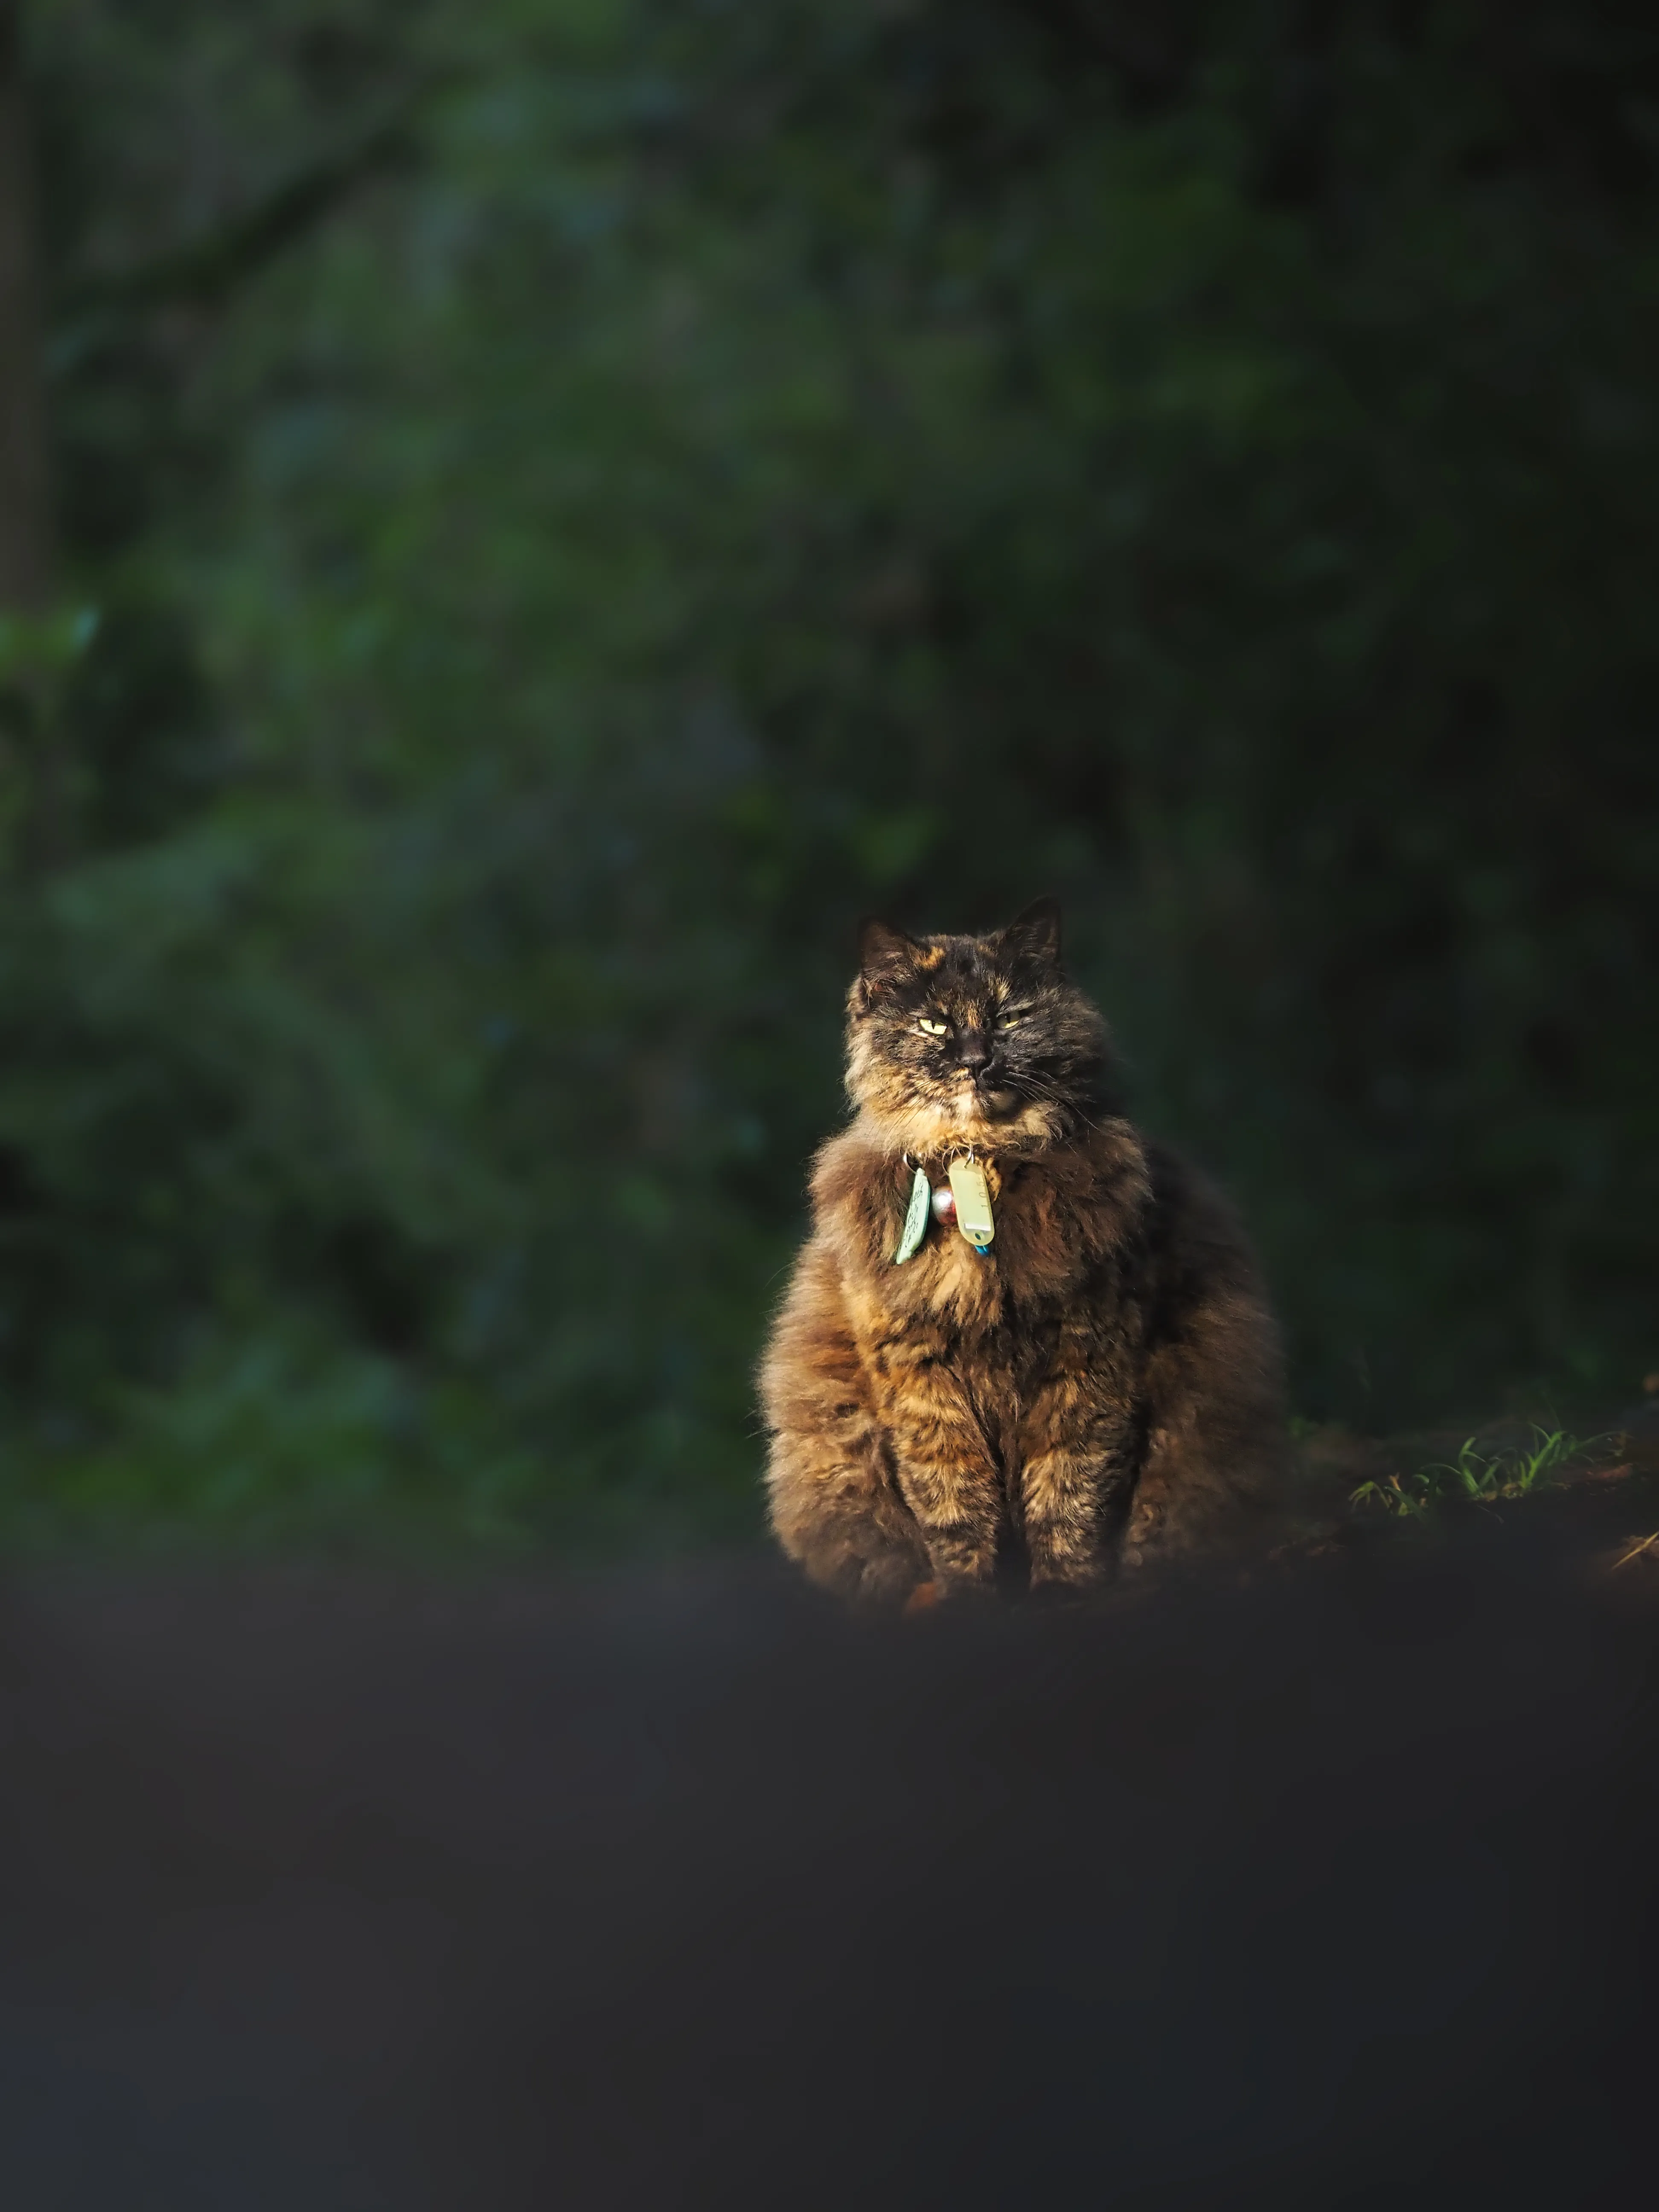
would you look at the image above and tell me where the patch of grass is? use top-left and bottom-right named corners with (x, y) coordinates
top-left (1350, 1425), bottom-right (1601, 1519)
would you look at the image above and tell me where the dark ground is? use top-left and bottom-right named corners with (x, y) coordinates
top-left (3, 1442), bottom-right (1658, 2210)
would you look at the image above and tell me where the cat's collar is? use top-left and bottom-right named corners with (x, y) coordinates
top-left (893, 1154), bottom-right (997, 1260)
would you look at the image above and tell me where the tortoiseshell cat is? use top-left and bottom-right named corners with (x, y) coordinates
top-left (760, 899), bottom-right (1285, 1604)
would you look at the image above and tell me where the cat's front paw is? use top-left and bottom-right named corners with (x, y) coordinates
top-left (926, 1567), bottom-right (1001, 1607)
top-left (855, 1553), bottom-right (927, 1608)
top-left (1027, 1563), bottom-right (1112, 1607)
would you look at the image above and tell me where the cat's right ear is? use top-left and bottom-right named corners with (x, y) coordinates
top-left (855, 917), bottom-right (921, 1005)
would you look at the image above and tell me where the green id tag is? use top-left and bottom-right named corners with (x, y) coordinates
top-left (893, 1166), bottom-right (931, 1264)
top-left (947, 1159), bottom-right (995, 1249)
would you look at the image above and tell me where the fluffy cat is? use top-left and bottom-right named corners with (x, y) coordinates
top-left (759, 899), bottom-right (1285, 1604)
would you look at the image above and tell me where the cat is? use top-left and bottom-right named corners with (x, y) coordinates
top-left (759, 898), bottom-right (1286, 1603)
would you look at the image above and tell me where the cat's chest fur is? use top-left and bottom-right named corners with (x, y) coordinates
top-left (814, 1119), bottom-right (1155, 1339)
top-left (879, 1160), bottom-right (1073, 1325)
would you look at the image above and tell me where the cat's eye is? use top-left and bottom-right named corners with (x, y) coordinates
top-left (916, 1016), bottom-right (949, 1036)
top-left (996, 1010), bottom-right (1027, 1029)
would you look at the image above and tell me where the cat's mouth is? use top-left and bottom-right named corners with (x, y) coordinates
top-left (954, 1074), bottom-right (1022, 1120)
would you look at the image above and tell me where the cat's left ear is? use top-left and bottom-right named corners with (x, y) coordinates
top-left (854, 917), bottom-right (923, 1010)
top-left (997, 896), bottom-right (1062, 969)
top-left (857, 916), bottom-right (924, 980)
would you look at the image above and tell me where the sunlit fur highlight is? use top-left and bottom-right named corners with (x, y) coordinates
top-left (760, 901), bottom-right (1286, 1604)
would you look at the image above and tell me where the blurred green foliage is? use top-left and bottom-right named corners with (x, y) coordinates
top-left (1, 0), bottom-right (1655, 1547)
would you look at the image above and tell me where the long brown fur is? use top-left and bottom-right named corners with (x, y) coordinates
top-left (759, 899), bottom-right (1285, 1603)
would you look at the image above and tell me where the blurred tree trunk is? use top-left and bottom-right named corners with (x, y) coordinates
top-left (0, 0), bottom-right (56, 613)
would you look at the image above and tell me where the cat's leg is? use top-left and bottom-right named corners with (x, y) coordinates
top-left (1121, 1301), bottom-right (1284, 1564)
top-left (760, 1244), bottom-right (931, 1605)
top-left (1017, 1314), bottom-right (1139, 1592)
top-left (869, 1328), bottom-right (1005, 1597)
top-left (767, 1427), bottom-right (931, 1605)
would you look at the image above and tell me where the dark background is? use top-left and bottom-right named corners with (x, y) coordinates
top-left (1, 0), bottom-right (1656, 1553)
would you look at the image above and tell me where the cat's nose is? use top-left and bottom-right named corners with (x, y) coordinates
top-left (957, 1028), bottom-right (991, 1073)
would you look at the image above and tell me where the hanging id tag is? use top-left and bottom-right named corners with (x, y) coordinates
top-left (893, 1166), bottom-right (931, 1265)
top-left (947, 1158), bottom-right (995, 1251)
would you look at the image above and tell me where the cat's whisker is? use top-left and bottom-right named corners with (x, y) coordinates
top-left (1004, 1071), bottom-right (1108, 1135)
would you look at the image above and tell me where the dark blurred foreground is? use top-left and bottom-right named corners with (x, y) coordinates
top-left (2, 1518), bottom-right (1656, 2209)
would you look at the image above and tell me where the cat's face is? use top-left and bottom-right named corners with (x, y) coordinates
top-left (845, 898), bottom-right (1109, 1153)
